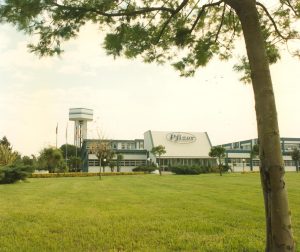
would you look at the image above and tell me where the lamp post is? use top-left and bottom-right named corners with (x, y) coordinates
top-left (103, 158), bottom-right (106, 173)
top-left (242, 158), bottom-right (245, 173)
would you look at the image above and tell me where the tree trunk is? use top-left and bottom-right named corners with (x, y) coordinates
top-left (225, 0), bottom-right (294, 251)
top-left (219, 157), bottom-right (222, 176)
top-left (99, 158), bottom-right (102, 180)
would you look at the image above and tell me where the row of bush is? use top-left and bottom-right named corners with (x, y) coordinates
top-left (170, 165), bottom-right (231, 175)
top-left (0, 165), bottom-right (145, 183)
top-left (132, 165), bottom-right (232, 175)
top-left (132, 165), bottom-right (156, 173)
top-left (30, 171), bottom-right (144, 178)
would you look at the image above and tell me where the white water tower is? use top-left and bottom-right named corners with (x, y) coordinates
top-left (69, 108), bottom-right (93, 147)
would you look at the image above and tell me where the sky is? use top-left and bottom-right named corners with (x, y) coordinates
top-left (0, 19), bottom-right (299, 156)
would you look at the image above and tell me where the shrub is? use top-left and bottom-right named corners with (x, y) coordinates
top-left (170, 165), bottom-right (210, 175)
top-left (132, 166), bottom-right (156, 173)
top-left (30, 172), bottom-right (145, 178)
top-left (0, 165), bottom-right (34, 184)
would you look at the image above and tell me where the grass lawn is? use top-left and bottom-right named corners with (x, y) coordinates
top-left (0, 173), bottom-right (299, 251)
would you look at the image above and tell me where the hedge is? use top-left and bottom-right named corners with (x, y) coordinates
top-left (30, 172), bottom-right (145, 178)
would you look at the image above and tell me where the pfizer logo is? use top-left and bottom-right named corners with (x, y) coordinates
top-left (166, 132), bottom-right (196, 144)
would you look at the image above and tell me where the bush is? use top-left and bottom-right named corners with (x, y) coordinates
top-left (170, 165), bottom-right (210, 175)
top-left (132, 166), bottom-right (156, 173)
top-left (30, 172), bottom-right (145, 178)
top-left (0, 165), bottom-right (34, 184)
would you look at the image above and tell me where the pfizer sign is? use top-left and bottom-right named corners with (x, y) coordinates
top-left (166, 132), bottom-right (196, 144)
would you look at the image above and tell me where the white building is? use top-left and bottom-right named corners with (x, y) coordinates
top-left (219, 138), bottom-right (300, 172)
top-left (81, 130), bottom-right (216, 172)
top-left (144, 131), bottom-right (215, 168)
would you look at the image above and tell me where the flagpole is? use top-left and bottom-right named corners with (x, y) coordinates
top-left (66, 123), bottom-right (68, 167)
top-left (56, 123), bottom-right (58, 148)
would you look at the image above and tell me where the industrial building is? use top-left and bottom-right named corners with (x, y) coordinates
top-left (219, 138), bottom-right (300, 172)
top-left (81, 131), bottom-right (216, 172)
top-left (68, 108), bottom-right (299, 173)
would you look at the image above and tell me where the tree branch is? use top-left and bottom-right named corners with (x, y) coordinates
top-left (256, 2), bottom-right (289, 40)
top-left (51, 2), bottom-right (176, 17)
top-left (282, 0), bottom-right (299, 17)
top-left (215, 3), bottom-right (226, 42)
top-left (190, 0), bottom-right (224, 33)
top-left (155, 0), bottom-right (190, 44)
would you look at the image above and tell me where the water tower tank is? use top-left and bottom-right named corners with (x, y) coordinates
top-left (69, 108), bottom-right (93, 147)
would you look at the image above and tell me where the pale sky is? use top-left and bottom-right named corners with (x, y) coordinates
top-left (0, 21), bottom-right (299, 156)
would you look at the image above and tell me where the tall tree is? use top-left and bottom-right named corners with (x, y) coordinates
top-left (0, 0), bottom-right (298, 250)
top-left (0, 136), bottom-right (11, 150)
top-left (38, 147), bottom-right (66, 173)
top-left (116, 153), bottom-right (124, 172)
top-left (151, 145), bottom-right (166, 176)
top-left (250, 144), bottom-right (260, 171)
top-left (209, 146), bottom-right (226, 176)
top-left (60, 144), bottom-right (81, 158)
top-left (0, 144), bottom-right (18, 166)
top-left (291, 148), bottom-right (300, 173)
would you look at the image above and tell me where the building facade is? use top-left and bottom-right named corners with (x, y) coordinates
top-left (81, 130), bottom-right (216, 172)
top-left (219, 137), bottom-right (300, 172)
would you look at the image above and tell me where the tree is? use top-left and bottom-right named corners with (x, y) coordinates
top-left (291, 149), bottom-right (300, 173)
top-left (0, 136), bottom-right (11, 150)
top-left (209, 146), bottom-right (226, 176)
top-left (109, 161), bottom-right (116, 172)
top-left (0, 0), bottom-right (298, 249)
top-left (0, 144), bottom-right (18, 166)
top-left (38, 147), bottom-right (66, 173)
top-left (151, 145), bottom-right (166, 176)
top-left (60, 144), bottom-right (81, 158)
top-left (60, 144), bottom-right (82, 171)
top-left (68, 156), bottom-right (82, 172)
top-left (116, 154), bottom-right (124, 172)
top-left (250, 144), bottom-right (259, 171)
top-left (89, 141), bottom-right (115, 179)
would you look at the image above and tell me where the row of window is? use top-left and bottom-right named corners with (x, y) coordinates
top-left (156, 158), bottom-right (217, 167)
top-left (87, 142), bottom-right (144, 150)
top-left (226, 159), bottom-right (296, 167)
top-left (88, 159), bottom-right (146, 167)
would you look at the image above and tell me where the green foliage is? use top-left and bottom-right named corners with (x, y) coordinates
top-left (151, 145), bottom-right (166, 158)
top-left (109, 161), bottom-right (116, 172)
top-left (60, 144), bottom-right (81, 158)
top-left (38, 147), bottom-right (66, 173)
top-left (291, 148), bottom-right (300, 172)
top-left (0, 142), bottom-right (19, 166)
top-left (68, 156), bottom-right (82, 172)
top-left (30, 171), bottom-right (144, 178)
top-left (170, 165), bottom-right (226, 174)
top-left (171, 165), bottom-right (209, 175)
top-left (1, 1), bottom-right (298, 80)
top-left (0, 136), bottom-right (11, 149)
top-left (116, 153), bottom-right (124, 172)
top-left (209, 146), bottom-right (226, 160)
top-left (251, 144), bottom-right (260, 158)
top-left (0, 165), bottom-right (34, 184)
top-left (132, 165), bottom-right (156, 173)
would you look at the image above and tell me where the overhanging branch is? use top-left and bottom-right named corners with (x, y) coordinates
top-left (215, 3), bottom-right (226, 42)
top-left (256, 2), bottom-right (289, 41)
top-left (155, 0), bottom-right (190, 44)
top-left (51, 2), bottom-right (176, 17)
top-left (190, 0), bottom-right (224, 33)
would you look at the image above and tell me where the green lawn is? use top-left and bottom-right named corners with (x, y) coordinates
top-left (0, 173), bottom-right (299, 252)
